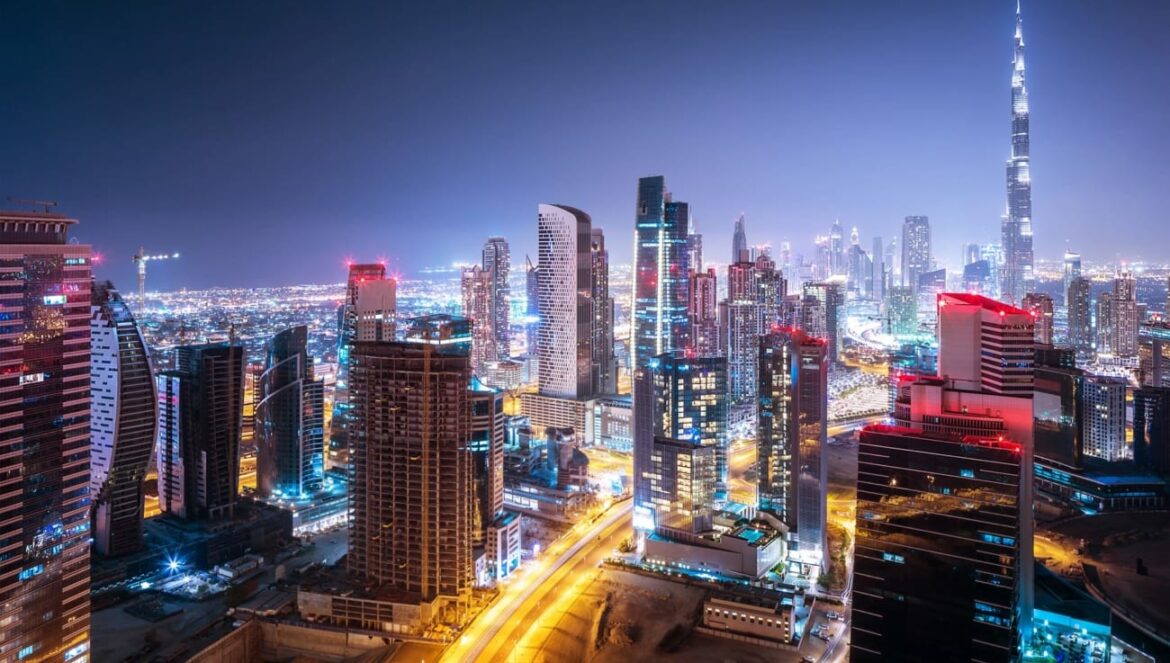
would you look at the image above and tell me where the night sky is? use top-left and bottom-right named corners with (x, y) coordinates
top-left (3, 1), bottom-right (1168, 290)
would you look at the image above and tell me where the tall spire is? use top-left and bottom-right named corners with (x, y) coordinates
top-left (1001, 1), bottom-right (1033, 304)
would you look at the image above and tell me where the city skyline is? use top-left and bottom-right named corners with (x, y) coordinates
top-left (4, 1), bottom-right (1170, 289)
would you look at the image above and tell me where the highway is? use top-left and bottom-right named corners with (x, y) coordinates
top-left (441, 501), bottom-right (632, 663)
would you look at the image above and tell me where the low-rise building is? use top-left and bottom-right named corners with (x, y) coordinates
top-left (643, 523), bottom-right (785, 580)
top-left (701, 591), bottom-right (798, 645)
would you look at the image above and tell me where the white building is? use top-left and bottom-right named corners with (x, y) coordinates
top-left (537, 203), bottom-right (593, 399)
top-left (1082, 375), bottom-right (1127, 462)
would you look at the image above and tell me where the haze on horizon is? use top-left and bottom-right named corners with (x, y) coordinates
top-left (2, 0), bottom-right (1168, 290)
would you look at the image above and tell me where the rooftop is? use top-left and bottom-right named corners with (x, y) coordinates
top-left (938, 291), bottom-right (1030, 316)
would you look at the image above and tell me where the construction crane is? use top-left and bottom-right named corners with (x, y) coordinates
top-left (133, 247), bottom-right (180, 313)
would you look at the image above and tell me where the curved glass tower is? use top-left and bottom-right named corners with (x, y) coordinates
top-left (1002, 2), bottom-right (1033, 304)
top-left (91, 281), bottom-right (157, 557)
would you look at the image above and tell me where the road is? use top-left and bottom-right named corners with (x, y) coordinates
top-left (441, 501), bottom-right (632, 663)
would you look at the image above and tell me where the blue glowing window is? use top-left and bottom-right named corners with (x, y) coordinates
top-left (960, 469), bottom-right (975, 478)
top-left (18, 565), bottom-right (44, 581)
top-left (882, 552), bottom-right (905, 564)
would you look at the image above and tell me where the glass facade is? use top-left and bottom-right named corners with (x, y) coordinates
top-left (854, 425), bottom-right (1023, 662)
top-left (632, 176), bottom-right (690, 373)
top-left (256, 325), bottom-right (325, 498)
top-left (0, 213), bottom-right (92, 662)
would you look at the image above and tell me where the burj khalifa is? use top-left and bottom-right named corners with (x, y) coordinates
top-left (1001, 1), bottom-right (1033, 304)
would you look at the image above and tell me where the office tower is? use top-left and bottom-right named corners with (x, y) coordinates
top-left (1033, 348), bottom-right (1085, 471)
top-left (886, 286), bottom-right (918, 337)
top-left (689, 268), bottom-right (720, 356)
top-left (469, 379), bottom-right (505, 547)
top-left (461, 265), bottom-right (494, 376)
top-left (525, 255), bottom-right (539, 358)
top-left (754, 253), bottom-right (787, 327)
top-left (1112, 272), bottom-right (1139, 357)
top-left (1096, 293), bottom-right (1114, 355)
top-left (853, 425), bottom-right (1025, 662)
top-left (1081, 375), bottom-right (1127, 462)
top-left (156, 343), bottom-right (245, 520)
top-left (885, 236), bottom-right (899, 286)
top-left (847, 238), bottom-right (870, 296)
top-left (962, 242), bottom-right (982, 266)
top-left (725, 300), bottom-right (760, 405)
top-left (732, 213), bottom-right (747, 263)
top-left (1139, 322), bottom-right (1170, 388)
top-left (482, 236), bottom-right (511, 360)
top-left (938, 292), bottom-right (1035, 395)
top-left (828, 219), bottom-right (845, 276)
top-left (590, 228), bottom-right (617, 394)
top-left (871, 236), bottom-right (885, 302)
top-left (917, 269), bottom-right (947, 301)
top-left (901, 216), bottom-right (930, 291)
top-left (962, 259), bottom-right (992, 295)
top-left (1023, 292), bottom-right (1054, 345)
top-left (894, 293), bottom-right (1035, 636)
top-left (1063, 251), bottom-right (1082, 305)
top-left (632, 176), bottom-right (691, 372)
top-left (633, 352), bottom-right (728, 535)
top-left (1134, 387), bottom-right (1170, 477)
top-left (1002, 3), bottom-right (1034, 304)
top-left (91, 281), bottom-right (157, 558)
top-left (537, 203), bottom-right (593, 398)
top-left (687, 231), bottom-right (703, 272)
top-left (802, 279), bottom-right (844, 362)
top-left (1067, 277), bottom-right (1093, 353)
top-left (332, 262), bottom-right (391, 465)
top-left (346, 339), bottom-right (472, 609)
top-left (0, 211), bottom-right (92, 662)
top-left (256, 326), bottom-right (325, 498)
top-left (758, 328), bottom-right (828, 564)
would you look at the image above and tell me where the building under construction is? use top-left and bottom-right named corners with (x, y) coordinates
top-left (346, 338), bottom-right (474, 626)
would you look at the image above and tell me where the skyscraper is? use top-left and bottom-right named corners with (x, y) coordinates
top-left (687, 230), bottom-right (703, 273)
top-left (1002, 2), bottom-right (1034, 304)
top-left (1023, 292), bottom-right (1054, 345)
top-left (469, 379), bottom-right (505, 548)
top-left (157, 343), bottom-right (245, 520)
top-left (1067, 276), bottom-right (1093, 352)
top-left (537, 203), bottom-right (592, 399)
top-left (590, 228), bottom-right (617, 394)
top-left (1134, 387), bottom-right (1170, 477)
top-left (256, 326), bottom-right (325, 498)
top-left (880, 292), bottom-right (1036, 651)
top-left (901, 216), bottom-right (931, 292)
top-left (853, 426), bottom-right (1025, 662)
top-left (1081, 375), bottom-right (1127, 462)
top-left (91, 281), bottom-right (157, 557)
top-left (724, 300), bottom-right (760, 405)
top-left (461, 265), bottom-right (494, 376)
top-left (347, 339), bottom-right (472, 612)
top-left (802, 279), bottom-right (845, 362)
top-left (632, 176), bottom-right (691, 372)
top-left (634, 352), bottom-right (728, 535)
top-left (332, 262), bottom-right (392, 466)
top-left (1096, 292), bottom-right (1114, 354)
top-left (758, 328), bottom-right (828, 564)
top-left (1062, 250), bottom-right (1082, 305)
top-left (732, 213), bottom-right (748, 263)
top-left (828, 219), bottom-right (845, 276)
top-left (482, 236), bottom-right (511, 360)
top-left (0, 210), bottom-right (92, 662)
top-left (871, 235), bottom-right (885, 302)
top-left (1112, 272), bottom-right (1139, 358)
top-left (688, 268), bottom-right (719, 357)
top-left (353, 277), bottom-right (396, 342)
